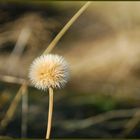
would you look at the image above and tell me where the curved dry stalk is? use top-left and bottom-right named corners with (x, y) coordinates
top-left (0, 83), bottom-right (27, 129)
top-left (121, 111), bottom-right (140, 137)
top-left (1, 1), bottom-right (91, 138)
top-left (46, 87), bottom-right (54, 139)
top-left (43, 2), bottom-right (91, 139)
top-left (44, 1), bottom-right (91, 54)
top-left (0, 27), bottom-right (31, 131)
top-left (56, 108), bottom-right (140, 131)
top-left (6, 27), bottom-right (31, 74)
top-left (21, 85), bottom-right (28, 138)
top-left (0, 74), bottom-right (29, 86)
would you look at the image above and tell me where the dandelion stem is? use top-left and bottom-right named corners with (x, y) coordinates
top-left (44, 2), bottom-right (91, 139)
top-left (46, 87), bottom-right (54, 139)
top-left (44, 1), bottom-right (91, 54)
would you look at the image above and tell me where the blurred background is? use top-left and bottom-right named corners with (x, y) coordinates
top-left (0, 1), bottom-right (140, 139)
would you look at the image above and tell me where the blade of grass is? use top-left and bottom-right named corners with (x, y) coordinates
top-left (0, 83), bottom-right (27, 129)
top-left (44, 2), bottom-right (91, 139)
top-left (44, 1), bottom-right (91, 54)
top-left (21, 85), bottom-right (28, 138)
top-left (0, 2), bottom-right (91, 138)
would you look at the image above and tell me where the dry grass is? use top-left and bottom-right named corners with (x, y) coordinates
top-left (0, 2), bottom-right (140, 138)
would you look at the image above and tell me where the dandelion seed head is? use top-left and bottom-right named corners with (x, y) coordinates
top-left (29, 54), bottom-right (69, 90)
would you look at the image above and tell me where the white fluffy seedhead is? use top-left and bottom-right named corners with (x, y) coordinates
top-left (29, 54), bottom-right (69, 90)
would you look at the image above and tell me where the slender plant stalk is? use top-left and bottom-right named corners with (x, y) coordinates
top-left (0, 74), bottom-right (28, 85)
top-left (0, 83), bottom-right (26, 129)
top-left (44, 1), bottom-right (91, 54)
top-left (0, 1), bottom-right (91, 137)
top-left (46, 87), bottom-right (54, 139)
top-left (0, 27), bottom-right (31, 130)
top-left (21, 85), bottom-right (28, 138)
top-left (7, 27), bottom-right (31, 73)
top-left (44, 2), bottom-right (91, 139)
